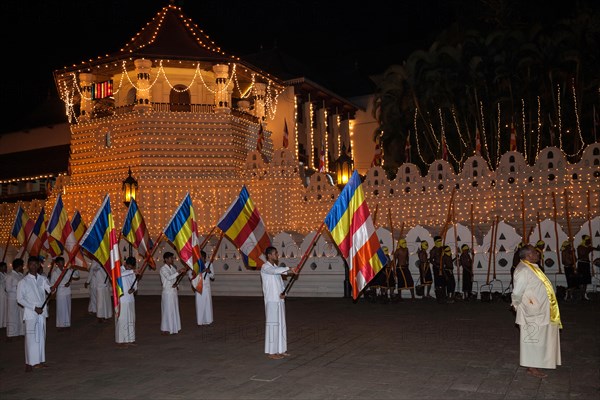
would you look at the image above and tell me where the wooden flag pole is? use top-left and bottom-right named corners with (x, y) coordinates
top-left (551, 192), bottom-right (563, 274)
top-left (387, 208), bottom-right (398, 286)
top-left (486, 217), bottom-right (497, 285)
top-left (563, 189), bottom-right (577, 273)
top-left (373, 204), bottom-right (379, 226)
top-left (587, 189), bottom-right (595, 277)
top-left (206, 231), bottom-right (225, 273)
top-left (452, 202), bottom-right (460, 289)
top-left (536, 212), bottom-right (542, 243)
top-left (199, 226), bottom-right (217, 251)
top-left (283, 222), bottom-right (326, 296)
top-left (2, 235), bottom-right (12, 262)
top-left (470, 204), bottom-right (475, 279)
top-left (438, 187), bottom-right (457, 276)
top-left (492, 215), bottom-right (499, 280)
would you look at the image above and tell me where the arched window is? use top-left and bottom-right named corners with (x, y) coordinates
top-left (547, 151), bottom-right (554, 159)
top-left (170, 85), bottom-right (191, 112)
top-left (405, 167), bottom-right (411, 173)
top-left (374, 170), bottom-right (379, 177)
top-left (509, 155), bottom-right (515, 163)
top-left (510, 166), bottom-right (515, 172)
top-left (472, 160), bottom-right (478, 168)
top-left (548, 162), bottom-right (553, 169)
top-left (593, 148), bottom-right (599, 155)
top-left (437, 164), bottom-right (443, 171)
top-left (405, 176), bottom-right (410, 182)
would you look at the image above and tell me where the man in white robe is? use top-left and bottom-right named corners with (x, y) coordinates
top-left (84, 261), bottom-right (102, 315)
top-left (260, 246), bottom-right (297, 360)
top-left (116, 256), bottom-right (138, 347)
top-left (49, 256), bottom-right (80, 331)
top-left (94, 261), bottom-right (113, 323)
top-left (188, 250), bottom-right (215, 326)
top-left (6, 258), bottom-right (25, 340)
top-left (160, 252), bottom-right (184, 335)
top-left (17, 257), bottom-right (54, 371)
top-left (0, 261), bottom-right (8, 329)
top-left (511, 244), bottom-right (562, 379)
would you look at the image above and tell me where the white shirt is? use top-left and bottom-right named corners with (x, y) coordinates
top-left (160, 264), bottom-right (180, 291)
top-left (5, 270), bottom-right (23, 299)
top-left (17, 273), bottom-right (50, 320)
top-left (260, 261), bottom-right (290, 303)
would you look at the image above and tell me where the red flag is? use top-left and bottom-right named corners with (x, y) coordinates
top-left (319, 148), bottom-right (326, 172)
top-left (282, 119), bottom-right (289, 149)
top-left (441, 136), bottom-right (448, 161)
top-left (404, 134), bottom-right (411, 163)
top-left (256, 123), bottom-right (264, 151)
top-left (510, 123), bottom-right (517, 151)
top-left (371, 143), bottom-right (383, 167)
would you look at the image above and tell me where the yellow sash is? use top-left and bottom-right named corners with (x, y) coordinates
top-left (523, 260), bottom-right (562, 328)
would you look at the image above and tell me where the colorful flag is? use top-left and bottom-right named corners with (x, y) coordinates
top-left (47, 193), bottom-right (77, 257)
top-left (122, 198), bottom-right (155, 268)
top-left (510, 123), bottom-right (517, 151)
top-left (27, 208), bottom-right (47, 256)
top-left (404, 133), bottom-right (411, 163)
top-left (217, 186), bottom-right (271, 269)
top-left (80, 194), bottom-right (123, 314)
top-left (11, 206), bottom-right (34, 247)
top-left (163, 193), bottom-right (202, 275)
top-left (70, 210), bottom-right (88, 269)
top-left (256, 123), bottom-right (264, 151)
top-left (324, 170), bottom-right (386, 300)
top-left (319, 148), bottom-right (326, 172)
top-left (371, 143), bottom-right (382, 167)
top-left (283, 119), bottom-right (289, 149)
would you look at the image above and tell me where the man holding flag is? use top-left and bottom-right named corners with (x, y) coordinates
top-left (49, 256), bottom-right (79, 331)
top-left (159, 252), bottom-right (185, 335)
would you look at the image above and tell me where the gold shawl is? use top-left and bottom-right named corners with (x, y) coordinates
top-left (523, 260), bottom-right (562, 328)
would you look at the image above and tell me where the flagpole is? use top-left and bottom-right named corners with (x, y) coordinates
top-left (130, 232), bottom-right (164, 290)
top-left (551, 192), bottom-right (563, 274)
top-left (563, 189), bottom-right (577, 274)
top-left (205, 231), bottom-right (224, 278)
top-left (2, 235), bottom-right (12, 262)
top-left (521, 190), bottom-right (527, 243)
top-left (199, 226), bottom-right (217, 251)
top-left (282, 222), bottom-right (326, 296)
top-left (486, 217), bottom-right (497, 285)
top-left (452, 202), bottom-right (460, 290)
top-left (388, 209), bottom-right (398, 289)
top-left (470, 204), bottom-right (475, 282)
top-left (536, 212), bottom-right (542, 243)
top-left (492, 215), bottom-right (499, 280)
top-left (587, 189), bottom-right (595, 277)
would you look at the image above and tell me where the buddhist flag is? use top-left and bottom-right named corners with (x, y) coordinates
top-left (11, 206), bottom-right (34, 247)
top-left (510, 123), bottom-right (517, 151)
top-left (283, 119), bottom-right (289, 149)
top-left (324, 170), bottom-right (386, 300)
top-left (122, 198), bottom-right (155, 269)
top-left (319, 148), bottom-right (326, 172)
top-left (27, 208), bottom-right (47, 257)
top-left (43, 206), bottom-right (63, 258)
top-left (80, 194), bottom-right (123, 314)
top-left (217, 186), bottom-right (271, 269)
top-left (47, 193), bottom-right (77, 257)
top-left (163, 193), bottom-right (202, 275)
top-left (70, 210), bottom-right (88, 269)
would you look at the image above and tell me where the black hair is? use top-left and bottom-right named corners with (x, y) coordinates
top-left (125, 256), bottom-right (136, 266)
top-left (163, 252), bottom-right (174, 260)
top-left (265, 246), bottom-right (277, 257)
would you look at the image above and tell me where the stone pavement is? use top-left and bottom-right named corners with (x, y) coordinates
top-left (1, 295), bottom-right (598, 400)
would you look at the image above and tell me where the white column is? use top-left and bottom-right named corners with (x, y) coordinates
top-left (212, 64), bottom-right (231, 114)
top-left (78, 73), bottom-right (94, 120)
top-left (133, 59), bottom-right (153, 111)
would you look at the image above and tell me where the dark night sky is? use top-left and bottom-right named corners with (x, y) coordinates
top-left (0, 0), bottom-right (588, 133)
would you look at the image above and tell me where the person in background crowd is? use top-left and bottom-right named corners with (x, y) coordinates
top-left (459, 244), bottom-right (474, 300)
top-left (0, 261), bottom-right (7, 329)
top-left (160, 252), bottom-right (185, 335)
top-left (576, 235), bottom-right (594, 301)
top-left (417, 241), bottom-right (433, 298)
top-left (560, 240), bottom-right (577, 301)
top-left (189, 250), bottom-right (215, 326)
top-left (49, 256), bottom-right (80, 331)
top-left (5, 258), bottom-right (25, 341)
top-left (394, 239), bottom-right (415, 300)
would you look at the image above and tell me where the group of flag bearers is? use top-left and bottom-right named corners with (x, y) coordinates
top-left (2, 170), bottom-right (395, 367)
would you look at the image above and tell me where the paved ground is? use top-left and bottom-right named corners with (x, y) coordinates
top-left (1, 294), bottom-right (599, 400)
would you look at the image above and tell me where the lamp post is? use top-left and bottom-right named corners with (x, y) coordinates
top-left (122, 167), bottom-right (138, 256)
top-left (334, 144), bottom-right (353, 189)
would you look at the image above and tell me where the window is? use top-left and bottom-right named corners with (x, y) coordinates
top-left (472, 160), bottom-right (478, 168)
top-left (548, 151), bottom-right (554, 159)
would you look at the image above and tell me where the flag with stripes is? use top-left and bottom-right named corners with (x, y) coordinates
top-left (122, 198), bottom-right (155, 269)
top-left (163, 193), bottom-right (202, 275)
top-left (11, 206), bottom-right (34, 247)
top-left (47, 193), bottom-right (77, 257)
top-left (324, 170), bottom-right (386, 299)
top-left (70, 210), bottom-right (88, 269)
top-left (27, 207), bottom-right (47, 257)
top-left (217, 186), bottom-right (271, 269)
top-left (80, 194), bottom-right (123, 314)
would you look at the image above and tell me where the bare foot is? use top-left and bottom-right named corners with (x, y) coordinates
top-left (280, 352), bottom-right (291, 357)
top-left (267, 354), bottom-right (284, 360)
top-left (526, 367), bottom-right (548, 378)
